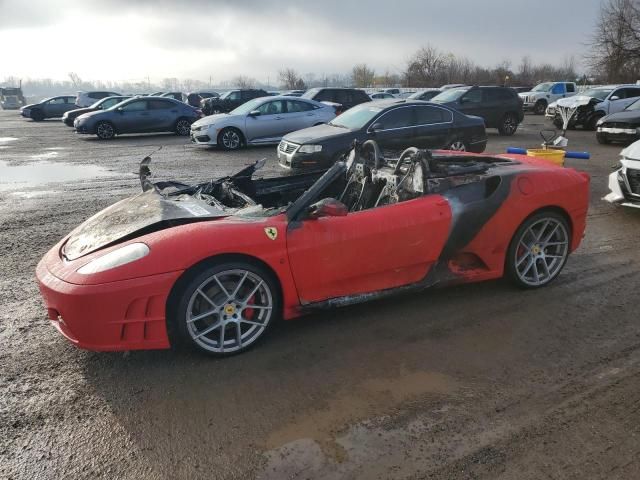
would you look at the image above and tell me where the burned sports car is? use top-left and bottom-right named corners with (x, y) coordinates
top-left (36, 141), bottom-right (589, 356)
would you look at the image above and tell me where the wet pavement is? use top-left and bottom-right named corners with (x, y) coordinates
top-left (1, 110), bottom-right (639, 479)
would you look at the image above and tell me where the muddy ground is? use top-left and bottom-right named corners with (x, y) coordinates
top-left (0, 110), bottom-right (639, 480)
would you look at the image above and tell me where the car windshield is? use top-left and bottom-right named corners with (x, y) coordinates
top-left (532, 83), bottom-right (554, 92)
top-left (219, 91), bottom-right (234, 100)
top-left (230, 98), bottom-right (265, 115)
top-left (329, 104), bottom-right (383, 129)
top-left (626, 98), bottom-right (640, 111)
top-left (431, 88), bottom-right (469, 102)
top-left (579, 88), bottom-right (613, 100)
top-left (300, 88), bottom-right (320, 99)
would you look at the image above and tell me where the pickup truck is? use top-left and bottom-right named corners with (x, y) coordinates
top-left (518, 82), bottom-right (577, 114)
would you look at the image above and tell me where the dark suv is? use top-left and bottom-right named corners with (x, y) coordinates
top-left (431, 86), bottom-right (524, 135)
top-left (202, 89), bottom-right (269, 115)
top-left (301, 88), bottom-right (371, 114)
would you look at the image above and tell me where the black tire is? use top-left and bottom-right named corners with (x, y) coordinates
top-left (586, 114), bottom-right (603, 131)
top-left (31, 110), bottom-right (44, 121)
top-left (172, 260), bottom-right (280, 357)
top-left (175, 117), bottom-right (192, 136)
top-left (505, 211), bottom-right (571, 289)
top-left (95, 121), bottom-right (116, 140)
top-left (217, 127), bottom-right (243, 150)
top-left (533, 100), bottom-right (547, 115)
top-left (596, 133), bottom-right (610, 144)
top-left (498, 113), bottom-right (518, 136)
top-left (445, 138), bottom-right (468, 151)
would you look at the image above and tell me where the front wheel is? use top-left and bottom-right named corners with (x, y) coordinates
top-left (218, 127), bottom-right (243, 150)
top-left (95, 121), bottom-right (115, 140)
top-left (505, 212), bottom-right (570, 289)
top-left (175, 118), bottom-right (192, 136)
top-left (31, 110), bottom-right (44, 121)
top-left (596, 133), bottom-right (610, 145)
top-left (498, 113), bottom-right (518, 136)
top-left (174, 261), bottom-right (280, 356)
top-left (533, 101), bottom-right (547, 115)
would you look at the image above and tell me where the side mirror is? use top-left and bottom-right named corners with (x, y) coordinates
top-left (610, 96), bottom-right (620, 101)
top-left (370, 122), bottom-right (382, 132)
top-left (249, 110), bottom-right (261, 117)
top-left (306, 198), bottom-right (348, 219)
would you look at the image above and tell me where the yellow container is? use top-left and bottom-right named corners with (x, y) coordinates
top-left (526, 148), bottom-right (565, 167)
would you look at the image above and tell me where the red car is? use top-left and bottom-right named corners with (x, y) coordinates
top-left (36, 142), bottom-right (590, 356)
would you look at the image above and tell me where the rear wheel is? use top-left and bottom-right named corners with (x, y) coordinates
top-left (175, 118), bottom-right (191, 136)
top-left (174, 261), bottom-right (279, 356)
top-left (505, 212), bottom-right (570, 289)
top-left (596, 133), bottom-right (610, 144)
top-left (586, 114), bottom-right (603, 131)
top-left (95, 121), bottom-right (115, 140)
top-left (446, 139), bottom-right (467, 151)
top-left (498, 113), bottom-right (518, 136)
top-left (218, 127), bottom-right (243, 150)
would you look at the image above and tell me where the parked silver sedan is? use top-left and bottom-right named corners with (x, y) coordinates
top-left (190, 96), bottom-right (336, 150)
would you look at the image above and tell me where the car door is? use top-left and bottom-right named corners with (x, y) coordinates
top-left (283, 100), bottom-right (319, 132)
top-left (412, 105), bottom-right (453, 148)
top-left (610, 88), bottom-right (640, 114)
top-left (147, 99), bottom-right (177, 131)
top-left (62, 97), bottom-right (78, 114)
top-left (550, 82), bottom-right (566, 102)
top-left (43, 97), bottom-right (67, 117)
top-left (286, 195), bottom-right (452, 304)
top-left (244, 100), bottom-right (287, 142)
top-left (369, 106), bottom-right (415, 150)
top-left (116, 99), bottom-right (151, 133)
top-left (457, 88), bottom-right (488, 121)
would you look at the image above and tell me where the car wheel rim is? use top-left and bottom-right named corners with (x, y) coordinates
top-left (504, 115), bottom-right (516, 134)
top-left (97, 123), bottom-right (113, 139)
top-left (449, 141), bottom-right (466, 151)
top-left (514, 218), bottom-right (568, 286)
top-left (177, 120), bottom-right (190, 135)
top-left (222, 130), bottom-right (240, 149)
top-left (186, 269), bottom-right (273, 353)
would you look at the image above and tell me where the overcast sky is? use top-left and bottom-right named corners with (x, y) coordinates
top-left (0, 0), bottom-right (602, 84)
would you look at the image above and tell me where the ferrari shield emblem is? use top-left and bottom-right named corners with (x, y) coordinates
top-left (264, 227), bottom-right (278, 241)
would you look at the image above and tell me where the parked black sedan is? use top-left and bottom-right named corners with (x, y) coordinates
top-left (62, 96), bottom-right (131, 126)
top-left (277, 99), bottom-right (487, 170)
top-left (74, 96), bottom-right (201, 140)
top-left (596, 99), bottom-right (640, 144)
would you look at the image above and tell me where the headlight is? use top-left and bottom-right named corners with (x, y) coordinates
top-left (77, 243), bottom-right (150, 274)
top-left (298, 144), bottom-right (322, 153)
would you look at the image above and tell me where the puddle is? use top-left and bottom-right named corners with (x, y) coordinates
top-left (0, 160), bottom-right (116, 191)
top-left (31, 151), bottom-right (60, 160)
top-left (265, 371), bottom-right (457, 459)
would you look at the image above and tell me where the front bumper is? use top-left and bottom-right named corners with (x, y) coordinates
top-left (21, 108), bottom-right (31, 118)
top-left (190, 126), bottom-right (216, 145)
top-left (74, 121), bottom-right (93, 134)
top-left (36, 251), bottom-right (181, 351)
top-left (597, 126), bottom-right (640, 144)
top-left (277, 140), bottom-right (327, 169)
top-left (603, 168), bottom-right (640, 208)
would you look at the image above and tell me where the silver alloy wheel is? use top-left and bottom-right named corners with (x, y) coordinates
top-left (448, 140), bottom-right (466, 151)
top-left (502, 114), bottom-right (517, 135)
top-left (176, 119), bottom-right (191, 136)
top-left (96, 122), bottom-right (114, 139)
top-left (514, 218), bottom-right (569, 287)
top-left (221, 129), bottom-right (241, 149)
top-left (186, 269), bottom-right (273, 353)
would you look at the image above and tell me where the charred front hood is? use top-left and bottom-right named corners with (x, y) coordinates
top-left (63, 189), bottom-right (227, 261)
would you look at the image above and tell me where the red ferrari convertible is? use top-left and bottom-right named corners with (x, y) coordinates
top-left (36, 142), bottom-right (589, 356)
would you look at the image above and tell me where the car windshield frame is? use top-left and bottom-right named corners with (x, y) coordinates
top-left (328, 104), bottom-right (384, 129)
top-left (219, 91), bottom-right (235, 100)
top-left (230, 98), bottom-right (267, 115)
top-left (581, 88), bottom-right (613, 101)
top-left (431, 88), bottom-right (469, 103)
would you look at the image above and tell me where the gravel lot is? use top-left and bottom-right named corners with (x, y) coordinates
top-left (1, 110), bottom-right (639, 480)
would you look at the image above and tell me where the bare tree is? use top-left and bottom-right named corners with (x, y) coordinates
top-left (278, 68), bottom-right (305, 89)
top-left (587, 0), bottom-right (640, 82)
top-left (68, 72), bottom-right (82, 89)
top-left (351, 63), bottom-right (375, 87)
top-left (232, 75), bottom-right (256, 88)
